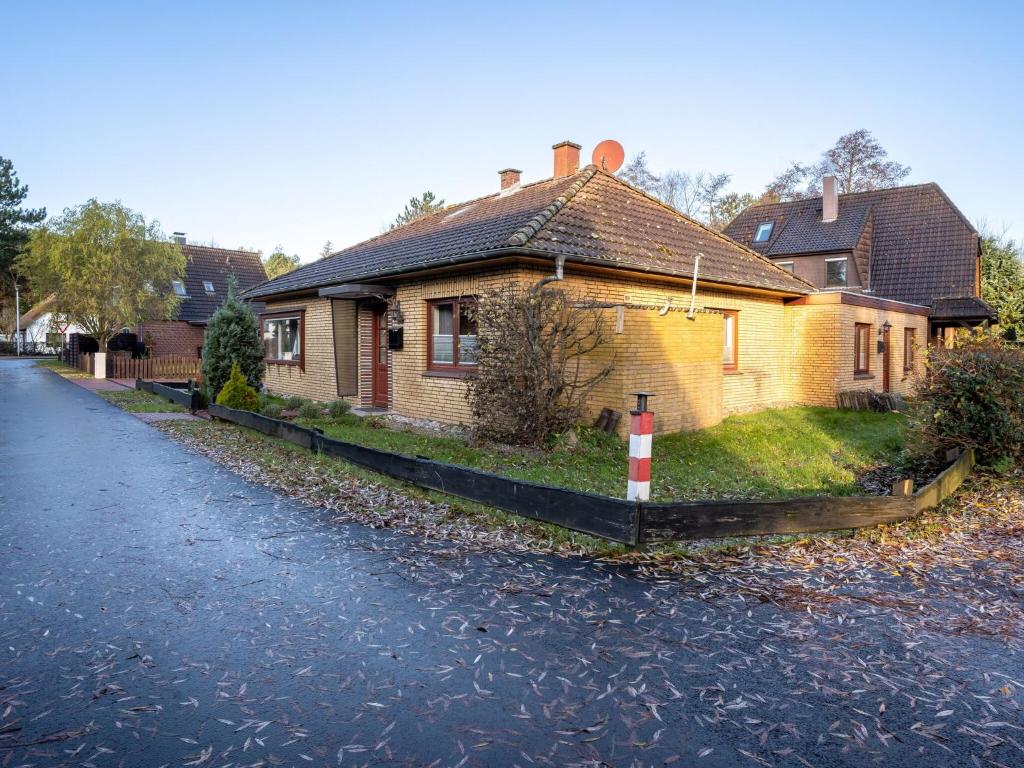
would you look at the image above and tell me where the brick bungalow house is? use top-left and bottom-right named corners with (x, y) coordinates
top-left (243, 141), bottom-right (930, 437)
top-left (723, 179), bottom-right (995, 344)
top-left (133, 234), bottom-right (268, 357)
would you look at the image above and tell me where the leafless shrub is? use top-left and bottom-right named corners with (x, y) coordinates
top-left (469, 283), bottom-right (613, 448)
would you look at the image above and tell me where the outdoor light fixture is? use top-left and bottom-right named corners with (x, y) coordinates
top-left (388, 299), bottom-right (405, 326)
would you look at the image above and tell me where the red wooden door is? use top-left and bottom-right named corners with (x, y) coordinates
top-left (882, 326), bottom-right (891, 393)
top-left (372, 310), bottom-right (389, 407)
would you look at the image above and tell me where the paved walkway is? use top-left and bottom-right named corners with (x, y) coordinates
top-left (70, 376), bottom-right (134, 391)
top-left (1, 358), bottom-right (1022, 767)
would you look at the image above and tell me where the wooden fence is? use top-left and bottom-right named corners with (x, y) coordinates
top-left (206, 403), bottom-right (976, 546)
top-left (77, 353), bottom-right (201, 380)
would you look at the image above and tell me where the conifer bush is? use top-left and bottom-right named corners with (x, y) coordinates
top-left (201, 277), bottom-right (264, 400)
top-left (215, 362), bottom-right (261, 411)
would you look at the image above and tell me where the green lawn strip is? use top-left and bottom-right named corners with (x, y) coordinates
top-left (97, 388), bottom-right (186, 413)
top-left (34, 358), bottom-right (92, 378)
top-left (291, 406), bottom-right (905, 501)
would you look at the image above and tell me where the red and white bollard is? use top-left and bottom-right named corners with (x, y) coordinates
top-left (627, 392), bottom-right (654, 502)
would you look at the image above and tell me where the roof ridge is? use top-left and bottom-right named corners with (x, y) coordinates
top-left (591, 168), bottom-right (817, 290)
top-left (742, 182), bottom-right (939, 213)
top-left (506, 167), bottom-right (598, 247)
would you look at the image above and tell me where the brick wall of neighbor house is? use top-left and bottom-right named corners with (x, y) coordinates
top-left (262, 297), bottom-right (339, 402)
top-left (136, 321), bottom-right (206, 357)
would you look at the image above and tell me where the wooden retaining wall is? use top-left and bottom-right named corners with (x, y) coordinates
top-left (205, 403), bottom-right (976, 546)
top-left (136, 379), bottom-right (201, 413)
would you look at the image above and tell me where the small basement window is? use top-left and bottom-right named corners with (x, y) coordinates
top-left (825, 257), bottom-right (848, 287)
top-left (262, 312), bottom-right (303, 366)
top-left (171, 280), bottom-right (187, 297)
top-left (203, 280), bottom-right (215, 293)
top-left (753, 221), bottom-right (774, 242)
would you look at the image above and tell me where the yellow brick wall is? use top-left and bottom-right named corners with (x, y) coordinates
top-left (262, 297), bottom-right (339, 402)
top-left (785, 301), bottom-right (929, 405)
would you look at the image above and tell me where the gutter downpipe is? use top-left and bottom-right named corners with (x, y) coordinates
top-left (532, 254), bottom-right (566, 292)
top-left (687, 253), bottom-right (702, 319)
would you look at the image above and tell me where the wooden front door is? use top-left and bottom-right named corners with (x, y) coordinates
top-left (882, 325), bottom-right (891, 393)
top-left (371, 309), bottom-right (389, 407)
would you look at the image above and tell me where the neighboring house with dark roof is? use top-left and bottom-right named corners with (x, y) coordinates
top-left (243, 141), bottom-right (931, 436)
top-left (723, 178), bottom-right (995, 341)
top-left (133, 235), bottom-right (267, 357)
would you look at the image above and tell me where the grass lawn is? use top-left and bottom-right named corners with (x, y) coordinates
top-left (97, 389), bottom-right (186, 413)
top-left (293, 406), bottom-right (906, 501)
top-left (34, 358), bottom-right (92, 379)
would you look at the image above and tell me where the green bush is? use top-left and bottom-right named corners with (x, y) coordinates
top-left (328, 399), bottom-right (351, 419)
top-left (215, 362), bottom-right (261, 412)
top-left (261, 401), bottom-right (283, 419)
top-left (284, 395), bottom-right (305, 410)
top-left (910, 331), bottom-right (1024, 464)
top-left (297, 400), bottom-right (323, 419)
top-left (201, 276), bottom-right (264, 400)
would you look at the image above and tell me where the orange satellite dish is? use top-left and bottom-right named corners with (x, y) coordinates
top-left (592, 139), bottom-right (625, 173)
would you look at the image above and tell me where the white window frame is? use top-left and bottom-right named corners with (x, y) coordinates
top-left (753, 222), bottom-right (774, 242)
top-left (171, 279), bottom-right (188, 297)
top-left (776, 261), bottom-right (794, 273)
top-left (203, 280), bottom-right (215, 293)
top-left (825, 257), bottom-right (848, 288)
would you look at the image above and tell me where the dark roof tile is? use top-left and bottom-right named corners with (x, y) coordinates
top-left (177, 244), bottom-right (267, 323)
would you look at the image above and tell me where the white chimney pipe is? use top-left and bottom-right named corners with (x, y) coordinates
top-left (822, 176), bottom-right (838, 223)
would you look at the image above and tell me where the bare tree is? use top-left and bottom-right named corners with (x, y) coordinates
top-left (765, 130), bottom-right (911, 201)
top-left (469, 283), bottom-right (613, 447)
top-left (618, 152), bottom-right (660, 196)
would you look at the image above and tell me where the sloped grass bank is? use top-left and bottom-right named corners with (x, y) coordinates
top-left (292, 406), bottom-right (905, 502)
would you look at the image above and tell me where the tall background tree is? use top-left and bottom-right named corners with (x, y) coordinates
top-left (200, 276), bottom-right (264, 399)
top-left (980, 231), bottom-right (1024, 340)
top-left (263, 247), bottom-right (300, 279)
top-left (319, 240), bottom-right (334, 259)
top-left (0, 156), bottom-right (46, 334)
top-left (617, 153), bottom-right (739, 230)
top-left (764, 129), bottom-right (911, 201)
top-left (390, 191), bottom-right (444, 230)
top-left (18, 200), bottom-right (184, 350)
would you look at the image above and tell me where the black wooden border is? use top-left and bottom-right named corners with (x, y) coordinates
top-left (136, 379), bottom-right (200, 413)
top-left (204, 403), bottom-right (972, 546)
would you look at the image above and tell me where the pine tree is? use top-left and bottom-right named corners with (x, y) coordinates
top-left (201, 276), bottom-right (264, 399)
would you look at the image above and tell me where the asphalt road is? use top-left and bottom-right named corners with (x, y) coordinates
top-left (1, 358), bottom-right (1021, 768)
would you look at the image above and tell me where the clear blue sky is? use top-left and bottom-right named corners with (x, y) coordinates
top-left (5, 1), bottom-right (1023, 261)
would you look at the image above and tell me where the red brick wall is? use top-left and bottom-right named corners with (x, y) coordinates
top-left (136, 321), bottom-right (205, 357)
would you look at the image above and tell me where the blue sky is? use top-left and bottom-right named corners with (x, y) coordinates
top-left (5, 1), bottom-right (1022, 261)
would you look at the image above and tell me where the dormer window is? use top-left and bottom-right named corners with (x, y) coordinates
top-left (203, 280), bottom-right (215, 294)
top-left (172, 280), bottom-right (187, 297)
top-left (753, 221), bottom-right (774, 243)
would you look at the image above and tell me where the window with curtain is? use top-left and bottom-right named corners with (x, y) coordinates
top-left (854, 323), bottom-right (871, 374)
top-left (904, 327), bottom-right (916, 372)
top-left (429, 298), bottom-right (477, 370)
top-left (263, 315), bottom-right (302, 363)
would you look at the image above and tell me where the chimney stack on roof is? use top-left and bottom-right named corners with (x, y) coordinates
top-left (822, 176), bottom-right (838, 223)
top-left (552, 141), bottom-right (581, 178)
top-left (173, 232), bottom-right (187, 245)
top-left (499, 168), bottom-right (522, 191)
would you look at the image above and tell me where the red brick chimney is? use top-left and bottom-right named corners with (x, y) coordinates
top-left (552, 141), bottom-right (581, 178)
top-left (499, 168), bottom-right (522, 190)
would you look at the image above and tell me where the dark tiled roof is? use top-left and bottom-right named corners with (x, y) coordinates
top-left (724, 184), bottom-right (981, 309)
top-left (930, 296), bottom-right (996, 321)
top-left (245, 168), bottom-right (811, 299)
top-left (177, 244), bottom-right (268, 323)
top-left (763, 202), bottom-right (872, 256)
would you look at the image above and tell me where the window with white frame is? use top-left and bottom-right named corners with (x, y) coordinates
top-left (262, 313), bottom-right (302, 364)
top-left (171, 280), bottom-right (187, 297)
top-left (203, 280), bottom-right (215, 293)
top-left (753, 221), bottom-right (774, 242)
top-left (825, 257), bottom-right (848, 287)
top-left (777, 261), bottom-right (794, 273)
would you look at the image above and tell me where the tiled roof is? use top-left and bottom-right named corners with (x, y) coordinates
top-left (245, 168), bottom-right (811, 299)
top-left (930, 296), bottom-right (996, 321)
top-left (763, 201), bottom-right (872, 256)
top-left (177, 244), bottom-right (268, 323)
top-left (724, 183), bottom-right (981, 309)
